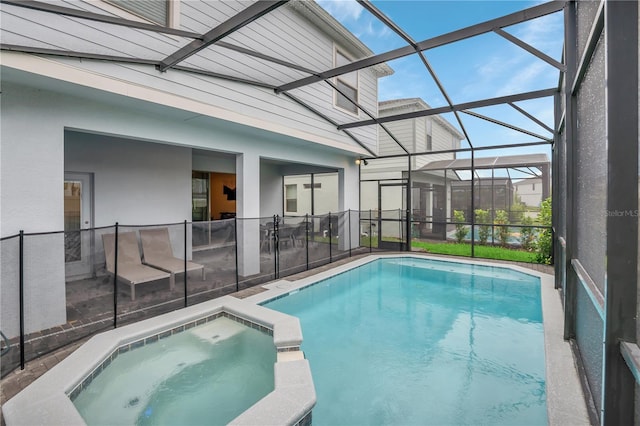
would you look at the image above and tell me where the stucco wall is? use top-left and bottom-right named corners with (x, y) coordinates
top-left (65, 132), bottom-right (192, 227)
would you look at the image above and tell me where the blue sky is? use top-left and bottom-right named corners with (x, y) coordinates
top-left (317, 0), bottom-right (564, 166)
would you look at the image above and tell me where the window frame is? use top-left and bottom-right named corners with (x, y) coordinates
top-left (103, 0), bottom-right (178, 27)
top-left (285, 184), bottom-right (298, 213)
top-left (333, 47), bottom-right (360, 117)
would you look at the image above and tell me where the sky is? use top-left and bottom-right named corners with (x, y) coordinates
top-left (315, 0), bottom-right (564, 170)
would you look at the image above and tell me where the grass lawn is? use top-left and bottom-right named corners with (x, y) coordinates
top-left (412, 240), bottom-right (539, 263)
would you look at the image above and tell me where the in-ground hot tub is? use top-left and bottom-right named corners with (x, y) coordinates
top-left (2, 296), bottom-right (315, 426)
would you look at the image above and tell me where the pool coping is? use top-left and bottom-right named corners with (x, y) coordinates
top-left (2, 254), bottom-right (589, 426)
top-left (244, 253), bottom-right (591, 426)
top-left (1, 295), bottom-right (316, 426)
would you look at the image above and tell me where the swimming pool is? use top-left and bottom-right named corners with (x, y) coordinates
top-left (72, 317), bottom-right (276, 425)
top-left (264, 257), bottom-right (546, 425)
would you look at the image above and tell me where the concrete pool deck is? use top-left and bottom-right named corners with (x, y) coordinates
top-left (2, 253), bottom-right (587, 426)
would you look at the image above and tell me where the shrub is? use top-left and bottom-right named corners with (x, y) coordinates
top-left (519, 216), bottom-right (535, 250)
top-left (475, 209), bottom-right (490, 245)
top-left (453, 210), bottom-right (468, 243)
top-left (494, 210), bottom-right (510, 247)
top-left (535, 197), bottom-right (553, 264)
top-left (510, 202), bottom-right (526, 224)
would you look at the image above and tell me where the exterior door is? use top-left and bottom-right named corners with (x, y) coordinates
top-left (378, 183), bottom-right (407, 250)
top-left (64, 173), bottom-right (94, 278)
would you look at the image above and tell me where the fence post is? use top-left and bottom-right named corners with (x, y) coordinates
top-left (305, 214), bottom-right (309, 271)
top-left (273, 214), bottom-right (279, 279)
top-left (398, 208), bottom-right (402, 251)
top-left (348, 210), bottom-right (352, 258)
top-left (328, 212), bottom-right (332, 263)
top-left (369, 209), bottom-right (372, 253)
top-left (113, 222), bottom-right (118, 328)
top-left (18, 230), bottom-right (25, 371)
top-left (184, 220), bottom-right (188, 308)
top-left (234, 217), bottom-right (239, 292)
top-left (551, 227), bottom-right (555, 266)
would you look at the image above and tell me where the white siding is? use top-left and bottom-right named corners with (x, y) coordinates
top-left (0, 1), bottom-right (380, 153)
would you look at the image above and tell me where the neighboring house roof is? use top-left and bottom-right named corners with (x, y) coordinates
top-left (379, 98), bottom-right (464, 140)
top-left (419, 153), bottom-right (549, 171)
top-left (290, 1), bottom-right (394, 78)
top-left (451, 177), bottom-right (513, 186)
top-left (513, 177), bottom-right (543, 187)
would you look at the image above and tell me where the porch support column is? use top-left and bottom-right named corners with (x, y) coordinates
top-left (338, 165), bottom-right (359, 250)
top-left (236, 152), bottom-right (260, 276)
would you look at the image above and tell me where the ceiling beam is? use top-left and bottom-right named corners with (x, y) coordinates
top-left (275, 1), bottom-right (566, 93)
top-left (281, 93), bottom-right (377, 157)
top-left (460, 110), bottom-right (553, 142)
top-left (338, 88), bottom-right (557, 130)
top-left (0, 44), bottom-right (275, 88)
top-left (493, 28), bottom-right (565, 71)
top-left (157, 0), bottom-right (288, 72)
top-left (357, 0), bottom-right (474, 148)
top-left (508, 102), bottom-right (554, 134)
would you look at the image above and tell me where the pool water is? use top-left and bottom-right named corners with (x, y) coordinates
top-left (265, 258), bottom-right (546, 425)
top-left (73, 317), bottom-right (276, 426)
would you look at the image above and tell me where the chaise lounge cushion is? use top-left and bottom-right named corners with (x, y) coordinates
top-left (139, 228), bottom-right (205, 276)
top-left (101, 231), bottom-right (171, 299)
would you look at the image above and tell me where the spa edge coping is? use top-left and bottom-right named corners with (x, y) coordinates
top-left (2, 295), bottom-right (314, 426)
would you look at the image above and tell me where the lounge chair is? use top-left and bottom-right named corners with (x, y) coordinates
top-left (102, 232), bottom-right (171, 301)
top-left (139, 228), bottom-right (206, 285)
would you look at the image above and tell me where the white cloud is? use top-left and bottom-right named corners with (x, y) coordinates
top-left (316, 0), bottom-right (363, 22)
top-left (497, 60), bottom-right (547, 96)
top-left (511, 13), bottom-right (563, 56)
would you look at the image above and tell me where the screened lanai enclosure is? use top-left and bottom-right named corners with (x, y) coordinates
top-left (1, 0), bottom-right (639, 424)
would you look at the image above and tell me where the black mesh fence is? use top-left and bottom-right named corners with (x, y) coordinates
top-left (0, 210), bottom-right (551, 377)
top-left (278, 216), bottom-right (309, 279)
top-left (1, 234), bottom-right (21, 377)
top-left (308, 214), bottom-right (331, 269)
top-left (188, 219), bottom-right (238, 303)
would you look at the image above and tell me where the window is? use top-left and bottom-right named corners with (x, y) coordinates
top-left (107, 0), bottom-right (169, 25)
top-left (285, 184), bottom-right (297, 212)
top-left (303, 183), bottom-right (322, 189)
top-left (334, 49), bottom-right (358, 114)
top-left (532, 183), bottom-right (536, 191)
top-left (426, 134), bottom-right (433, 151)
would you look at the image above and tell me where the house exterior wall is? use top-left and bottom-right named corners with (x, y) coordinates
top-left (0, 0), bottom-right (383, 155)
top-left (261, 163), bottom-right (284, 218)
top-left (0, 78), bottom-right (362, 336)
top-left (514, 178), bottom-right (544, 207)
top-left (283, 173), bottom-right (339, 216)
top-left (0, 0), bottom-right (380, 340)
top-left (192, 154), bottom-right (236, 174)
top-left (64, 132), bottom-right (192, 227)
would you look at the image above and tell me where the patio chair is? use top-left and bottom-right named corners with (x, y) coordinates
top-left (139, 228), bottom-right (206, 285)
top-left (260, 223), bottom-right (275, 254)
top-left (102, 232), bottom-right (171, 301)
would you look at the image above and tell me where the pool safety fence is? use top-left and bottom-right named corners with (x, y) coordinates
top-left (0, 210), bottom-right (551, 377)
